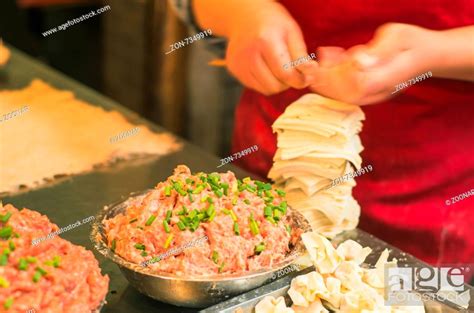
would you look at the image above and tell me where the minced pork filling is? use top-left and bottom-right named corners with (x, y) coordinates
top-left (0, 204), bottom-right (109, 312)
top-left (104, 165), bottom-right (302, 276)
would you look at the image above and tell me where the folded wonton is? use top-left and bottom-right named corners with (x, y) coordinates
top-left (258, 233), bottom-right (426, 313)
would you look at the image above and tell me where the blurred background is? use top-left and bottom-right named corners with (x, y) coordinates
top-left (0, 0), bottom-right (242, 156)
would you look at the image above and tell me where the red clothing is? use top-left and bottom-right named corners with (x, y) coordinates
top-left (232, 0), bottom-right (474, 266)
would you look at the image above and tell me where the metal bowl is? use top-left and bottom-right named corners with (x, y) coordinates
top-left (90, 190), bottom-right (310, 308)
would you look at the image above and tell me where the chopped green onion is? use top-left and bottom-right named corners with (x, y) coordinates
top-left (246, 184), bottom-right (256, 192)
top-left (263, 183), bottom-right (272, 190)
top-left (129, 218), bottom-right (138, 223)
top-left (238, 183), bottom-right (247, 192)
top-left (164, 186), bottom-right (172, 196)
top-left (208, 173), bottom-right (221, 183)
top-left (214, 189), bottom-right (223, 198)
top-left (0, 212), bottom-right (12, 223)
top-left (192, 185), bottom-right (204, 194)
top-left (3, 296), bottom-right (13, 309)
top-left (177, 221), bottom-right (186, 231)
top-left (263, 197), bottom-right (274, 203)
top-left (145, 215), bottom-right (157, 226)
top-left (273, 209), bottom-right (282, 221)
top-left (211, 251), bottom-right (219, 264)
top-left (279, 201), bottom-right (287, 214)
top-left (257, 190), bottom-right (263, 197)
top-left (244, 199), bottom-right (250, 205)
top-left (188, 209), bottom-right (198, 219)
top-left (200, 195), bottom-right (209, 203)
top-left (208, 210), bottom-right (216, 222)
top-left (221, 209), bottom-right (231, 215)
top-left (134, 243), bottom-right (146, 250)
top-left (26, 256), bottom-right (37, 263)
top-left (188, 192), bottom-right (194, 202)
top-left (233, 222), bottom-right (240, 235)
top-left (3, 248), bottom-right (10, 256)
top-left (242, 177), bottom-right (251, 183)
top-left (264, 206), bottom-right (273, 217)
top-left (0, 276), bottom-right (9, 288)
top-left (29, 271), bottom-right (44, 285)
top-left (265, 190), bottom-right (273, 198)
top-left (185, 178), bottom-right (193, 185)
top-left (141, 251), bottom-right (148, 257)
top-left (276, 189), bottom-right (286, 196)
top-left (177, 206), bottom-right (188, 215)
top-left (150, 256), bottom-right (161, 263)
top-left (285, 225), bottom-right (291, 234)
top-left (231, 198), bottom-right (238, 205)
top-left (0, 226), bottom-right (12, 239)
top-left (164, 234), bottom-right (174, 249)
top-left (206, 204), bottom-right (215, 217)
top-left (32, 272), bottom-right (41, 283)
top-left (18, 258), bottom-right (28, 270)
top-left (221, 183), bottom-right (229, 195)
top-left (173, 181), bottom-right (183, 190)
top-left (197, 212), bottom-right (205, 220)
top-left (163, 220), bottom-right (171, 233)
top-left (255, 243), bottom-right (265, 254)
top-left (0, 254), bottom-right (8, 266)
top-left (44, 256), bottom-right (61, 268)
top-left (165, 210), bottom-right (172, 222)
top-left (189, 220), bottom-right (200, 232)
top-left (229, 210), bottom-right (237, 222)
top-left (179, 216), bottom-right (189, 226)
top-left (218, 261), bottom-right (226, 273)
top-left (266, 216), bottom-right (276, 225)
top-left (249, 215), bottom-right (260, 235)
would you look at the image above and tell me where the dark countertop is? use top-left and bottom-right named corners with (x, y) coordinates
top-left (0, 46), bottom-right (248, 313)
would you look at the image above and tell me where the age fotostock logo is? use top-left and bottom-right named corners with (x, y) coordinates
top-left (384, 265), bottom-right (472, 308)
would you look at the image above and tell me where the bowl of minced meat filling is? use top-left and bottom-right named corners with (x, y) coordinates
top-left (0, 204), bottom-right (109, 313)
top-left (92, 165), bottom-right (309, 308)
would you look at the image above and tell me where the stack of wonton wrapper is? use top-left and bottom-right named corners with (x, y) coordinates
top-left (268, 94), bottom-right (364, 237)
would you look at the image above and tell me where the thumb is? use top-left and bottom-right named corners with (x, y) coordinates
top-left (351, 24), bottom-right (404, 70)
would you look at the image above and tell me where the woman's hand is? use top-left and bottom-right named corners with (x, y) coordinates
top-left (225, 1), bottom-right (318, 95)
top-left (307, 23), bottom-right (442, 105)
top-left (194, 0), bottom-right (317, 96)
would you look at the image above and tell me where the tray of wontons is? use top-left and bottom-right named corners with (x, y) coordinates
top-left (201, 229), bottom-right (473, 313)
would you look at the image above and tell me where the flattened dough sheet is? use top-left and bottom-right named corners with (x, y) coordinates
top-left (0, 80), bottom-right (181, 193)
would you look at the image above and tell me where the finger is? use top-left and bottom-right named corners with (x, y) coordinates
top-left (317, 46), bottom-right (348, 67)
top-left (226, 55), bottom-right (271, 95)
top-left (286, 25), bottom-right (308, 61)
top-left (357, 87), bottom-right (397, 105)
top-left (348, 45), bottom-right (381, 70)
top-left (251, 53), bottom-right (288, 95)
top-left (260, 38), bottom-right (307, 89)
top-left (352, 24), bottom-right (407, 70)
top-left (286, 26), bottom-right (318, 74)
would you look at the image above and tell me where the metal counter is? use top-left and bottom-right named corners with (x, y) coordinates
top-left (1, 46), bottom-right (472, 313)
top-left (0, 46), bottom-right (247, 313)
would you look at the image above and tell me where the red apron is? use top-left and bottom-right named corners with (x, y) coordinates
top-left (232, 0), bottom-right (474, 267)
